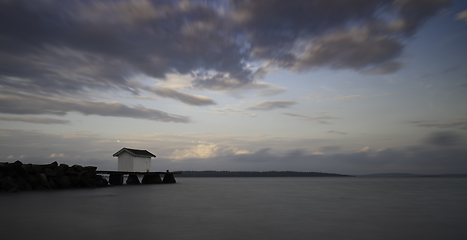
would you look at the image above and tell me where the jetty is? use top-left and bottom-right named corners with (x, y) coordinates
top-left (1, 148), bottom-right (181, 192)
top-left (102, 147), bottom-right (181, 185)
top-left (96, 170), bottom-right (181, 185)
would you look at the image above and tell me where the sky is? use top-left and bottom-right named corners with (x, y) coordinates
top-left (1, 0), bottom-right (466, 175)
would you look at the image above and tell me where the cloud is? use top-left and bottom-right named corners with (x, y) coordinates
top-left (441, 66), bottom-right (459, 73)
top-left (169, 141), bottom-right (251, 160)
top-left (456, 9), bottom-right (467, 23)
top-left (292, 29), bottom-right (404, 72)
top-left (357, 146), bottom-right (371, 153)
top-left (363, 61), bottom-right (404, 75)
top-left (0, 0), bottom-right (451, 101)
top-left (320, 146), bottom-right (342, 152)
top-left (246, 100), bottom-right (297, 111)
top-left (0, 93), bottom-right (191, 123)
top-left (327, 131), bottom-right (347, 135)
top-left (411, 119), bottom-right (467, 130)
top-left (425, 131), bottom-right (462, 146)
top-left (311, 151), bottom-right (324, 155)
top-left (0, 0), bottom-right (252, 96)
top-left (1, 128), bottom-right (467, 174)
top-left (390, 0), bottom-right (452, 34)
top-left (149, 87), bottom-right (216, 106)
top-left (49, 153), bottom-right (65, 158)
top-left (302, 93), bottom-right (327, 102)
top-left (170, 142), bottom-right (220, 160)
top-left (231, 0), bottom-right (450, 74)
top-left (281, 112), bottom-right (341, 124)
top-left (0, 116), bottom-right (70, 125)
top-left (229, 82), bottom-right (286, 96)
top-left (168, 146), bottom-right (467, 174)
top-left (335, 95), bottom-right (364, 100)
top-left (212, 107), bottom-right (257, 117)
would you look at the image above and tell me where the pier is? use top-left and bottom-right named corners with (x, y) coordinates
top-left (96, 170), bottom-right (181, 185)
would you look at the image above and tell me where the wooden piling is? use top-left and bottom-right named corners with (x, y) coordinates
top-left (109, 173), bottom-right (123, 185)
top-left (162, 173), bottom-right (176, 183)
top-left (126, 174), bottom-right (140, 184)
top-left (97, 171), bottom-right (180, 185)
top-left (142, 174), bottom-right (161, 184)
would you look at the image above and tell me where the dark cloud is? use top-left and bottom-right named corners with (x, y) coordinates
top-left (392, 0), bottom-right (452, 35)
top-left (231, 0), bottom-right (450, 72)
top-left (0, 93), bottom-right (191, 123)
top-left (320, 146), bottom-right (342, 152)
top-left (0, 0), bottom-right (251, 96)
top-left (0, 0), bottom-right (451, 99)
top-left (425, 131), bottom-right (462, 146)
top-left (150, 87), bottom-right (216, 106)
top-left (0, 116), bottom-right (70, 125)
top-left (293, 30), bottom-right (403, 71)
top-left (411, 119), bottom-right (467, 130)
top-left (246, 101), bottom-right (297, 111)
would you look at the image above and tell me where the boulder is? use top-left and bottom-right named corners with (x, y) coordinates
top-left (78, 176), bottom-right (90, 187)
top-left (56, 164), bottom-right (68, 178)
top-left (59, 163), bottom-right (69, 170)
top-left (31, 165), bottom-right (43, 174)
top-left (83, 166), bottom-right (97, 172)
top-left (57, 176), bottom-right (72, 188)
top-left (0, 163), bottom-right (6, 178)
top-left (40, 161), bottom-right (58, 170)
top-left (14, 176), bottom-right (31, 190)
top-left (36, 173), bottom-right (51, 189)
top-left (12, 160), bottom-right (23, 168)
top-left (24, 164), bottom-right (36, 174)
top-left (69, 176), bottom-right (80, 187)
top-left (65, 169), bottom-right (79, 177)
top-left (1, 161), bottom-right (116, 191)
top-left (0, 179), bottom-right (19, 192)
top-left (43, 168), bottom-right (57, 177)
top-left (27, 175), bottom-right (38, 189)
top-left (72, 165), bottom-right (83, 172)
top-left (48, 179), bottom-right (56, 189)
top-left (95, 175), bottom-right (108, 187)
top-left (80, 170), bottom-right (96, 179)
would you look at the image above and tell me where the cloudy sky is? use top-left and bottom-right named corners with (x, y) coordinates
top-left (1, 0), bottom-right (466, 174)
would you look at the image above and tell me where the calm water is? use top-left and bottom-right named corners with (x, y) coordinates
top-left (1, 177), bottom-right (466, 240)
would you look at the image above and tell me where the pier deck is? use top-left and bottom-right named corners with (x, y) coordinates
top-left (96, 171), bottom-right (181, 175)
top-left (96, 171), bottom-right (180, 185)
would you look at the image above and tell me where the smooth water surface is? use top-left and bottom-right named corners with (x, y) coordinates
top-left (1, 177), bottom-right (466, 240)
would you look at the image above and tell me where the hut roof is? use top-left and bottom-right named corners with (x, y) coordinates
top-left (113, 148), bottom-right (156, 158)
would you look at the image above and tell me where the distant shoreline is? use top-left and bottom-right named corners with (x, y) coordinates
top-left (175, 171), bottom-right (467, 178)
top-left (175, 171), bottom-right (352, 177)
top-left (355, 173), bottom-right (467, 178)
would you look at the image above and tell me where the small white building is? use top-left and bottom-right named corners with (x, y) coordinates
top-left (113, 148), bottom-right (156, 172)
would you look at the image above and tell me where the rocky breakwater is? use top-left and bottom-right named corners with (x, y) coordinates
top-left (0, 161), bottom-right (108, 192)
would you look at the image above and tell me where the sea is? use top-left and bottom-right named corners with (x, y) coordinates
top-left (1, 177), bottom-right (466, 240)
